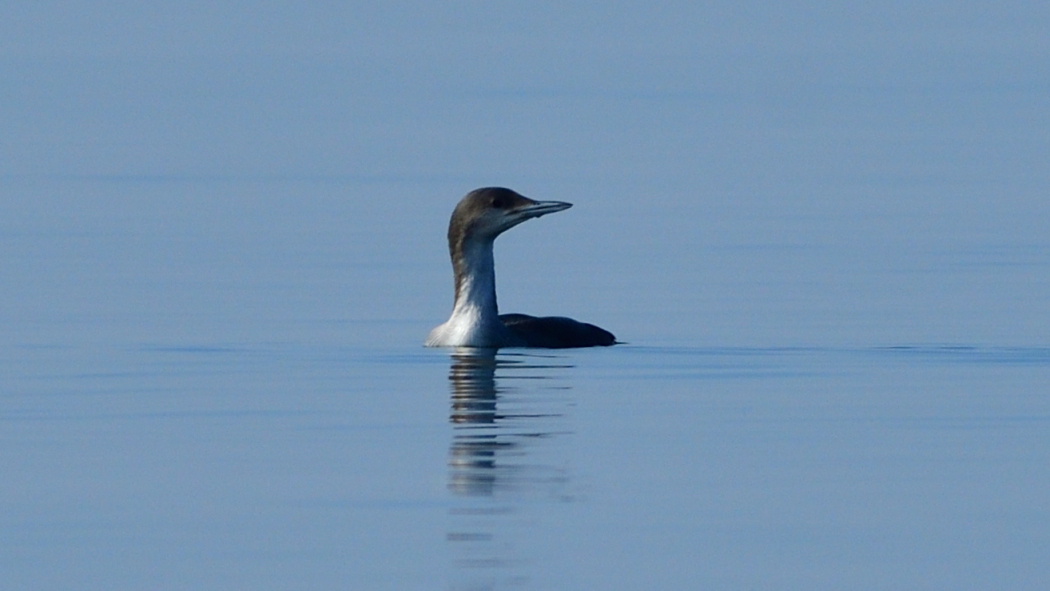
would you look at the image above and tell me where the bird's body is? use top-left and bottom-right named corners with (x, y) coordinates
top-left (426, 187), bottom-right (615, 349)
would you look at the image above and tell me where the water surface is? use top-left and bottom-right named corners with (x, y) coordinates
top-left (4, 339), bottom-right (1049, 589)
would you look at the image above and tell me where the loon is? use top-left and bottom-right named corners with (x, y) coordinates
top-left (426, 187), bottom-right (616, 349)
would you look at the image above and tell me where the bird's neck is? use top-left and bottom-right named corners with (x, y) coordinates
top-left (450, 238), bottom-right (500, 324)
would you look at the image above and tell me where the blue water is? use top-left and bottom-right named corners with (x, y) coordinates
top-left (4, 340), bottom-right (1049, 589)
top-left (3, 2), bottom-right (1050, 589)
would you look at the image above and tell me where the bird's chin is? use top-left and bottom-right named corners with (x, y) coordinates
top-left (496, 219), bottom-right (530, 234)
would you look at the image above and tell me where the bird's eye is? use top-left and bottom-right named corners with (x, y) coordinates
top-left (491, 196), bottom-right (507, 208)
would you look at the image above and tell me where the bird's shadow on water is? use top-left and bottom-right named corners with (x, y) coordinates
top-left (443, 347), bottom-right (576, 586)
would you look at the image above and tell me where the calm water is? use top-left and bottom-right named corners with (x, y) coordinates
top-left (3, 2), bottom-right (1050, 589)
top-left (4, 335), bottom-right (1049, 589)
top-left (3, 179), bottom-right (1049, 590)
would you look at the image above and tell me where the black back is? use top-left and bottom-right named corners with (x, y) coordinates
top-left (500, 314), bottom-right (616, 348)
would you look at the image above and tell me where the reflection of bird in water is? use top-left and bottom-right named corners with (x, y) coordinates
top-left (446, 349), bottom-right (571, 497)
top-left (445, 348), bottom-right (576, 587)
top-left (449, 349), bottom-right (499, 426)
top-left (448, 349), bottom-right (500, 496)
top-left (426, 187), bottom-right (616, 349)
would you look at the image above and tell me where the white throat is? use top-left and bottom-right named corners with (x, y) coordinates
top-left (426, 238), bottom-right (521, 348)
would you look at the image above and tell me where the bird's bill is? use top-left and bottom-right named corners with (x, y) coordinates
top-left (514, 200), bottom-right (572, 219)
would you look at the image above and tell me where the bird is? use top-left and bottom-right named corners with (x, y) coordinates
top-left (426, 187), bottom-right (616, 349)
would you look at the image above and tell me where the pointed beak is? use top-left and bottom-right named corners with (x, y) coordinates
top-left (515, 200), bottom-right (572, 220)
